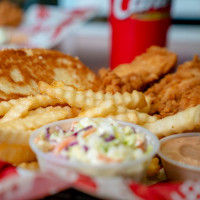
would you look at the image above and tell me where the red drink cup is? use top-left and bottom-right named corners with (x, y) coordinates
top-left (110, 0), bottom-right (171, 69)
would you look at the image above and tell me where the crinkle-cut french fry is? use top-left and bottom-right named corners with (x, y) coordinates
top-left (78, 100), bottom-right (116, 118)
top-left (28, 106), bottom-right (67, 115)
top-left (39, 81), bottom-right (98, 109)
top-left (70, 106), bottom-right (82, 117)
top-left (70, 84), bottom-right (147, 109)
top-left (137, 96), bottom-right (152, 114)
top-left (0, 143), bottom-right (36, 165)
top-left (108, 112), bottom-right (139, 124)
top-left (18, 161), bottom-right (39, 171)
top-left (136, 112), bottom-right (157, 124)
top-left (146, 157), bottom-right (161, 178)
top-left (0, 99), bottom-right (20, 116)
top-left (0, 127), bottom-right (31, 145)
top-left (112, 105), bottom-right (152, 116)
top-left (143, 105), bottom-right (200, 138)
top-left (52, 81), bottom-right (65, 88)
top-left (113, 106), bottom-right (130, 114)
top-left (0, 98), bottom-right (33, 123)
top-left (27, 106), bottom-right (58, 116)
top-left (27, 106), bottom-right (81, 118)
top-left (29, 94), bottom-right (64, 109)
top-left (0, 109), bottom-right (69, 130)
top-left (39, 81), bottom-right (147, 109)
top-left (98, 103), bottom-right (153, 120)
top-left (0, 94), bottom-right (63, 117)
top-left (108, 110), bottom-right (157, 125)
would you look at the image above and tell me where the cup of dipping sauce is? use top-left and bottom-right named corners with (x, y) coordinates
top-left (158, 133), bottom-right (200, 182)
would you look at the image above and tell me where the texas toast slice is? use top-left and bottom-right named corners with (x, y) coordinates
top-left (0, 48), bottom-right (98, 101)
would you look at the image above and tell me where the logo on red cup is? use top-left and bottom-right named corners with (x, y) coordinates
top-left (110, 0), bottom-right (171, 69)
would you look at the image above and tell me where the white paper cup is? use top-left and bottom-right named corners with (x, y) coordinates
top-left (30, 118), bottom-right (159, 182)
top-left (158, 133), bottom-right (200, 182)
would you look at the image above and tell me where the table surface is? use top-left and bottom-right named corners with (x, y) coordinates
top-left (40, 188), bottom-right (102, 200)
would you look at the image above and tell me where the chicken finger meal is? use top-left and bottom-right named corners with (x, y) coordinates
top-left (0, 46), bottom-right (199, 198)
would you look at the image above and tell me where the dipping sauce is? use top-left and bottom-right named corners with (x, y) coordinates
top-left (160, 136), bottom-right (200, 167)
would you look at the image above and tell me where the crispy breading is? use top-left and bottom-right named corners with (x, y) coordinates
top-left (145, 55), bottom-right (200, 118)
top-left (0, 0), bottom-right (23, 27)
top-left (99, 70), bottom-right (143, 93)
top-left (0, 49), bottom-right (99, 101)
top-left (113, 46), bottom-right (177, 78)
top-left (99, 46), bottom-right (177, 93)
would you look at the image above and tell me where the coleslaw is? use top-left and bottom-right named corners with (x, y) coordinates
top-left (34, 118), bottom-right (152, 165)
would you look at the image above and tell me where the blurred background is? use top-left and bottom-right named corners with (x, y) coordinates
top-left (0, 0), bottom-right (200, 72)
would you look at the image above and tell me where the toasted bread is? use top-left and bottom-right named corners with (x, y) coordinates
top-left (0, 48), bottom-right (98, 101)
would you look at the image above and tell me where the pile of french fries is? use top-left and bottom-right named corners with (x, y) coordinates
top-left (0, 80), bottom-right (200, 171)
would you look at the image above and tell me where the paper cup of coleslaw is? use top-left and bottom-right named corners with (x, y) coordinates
top-left (30, 118), bottom-right (159, 182)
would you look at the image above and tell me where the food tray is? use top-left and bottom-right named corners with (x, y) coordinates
top-left (0, 161), bottom-right (199, 200)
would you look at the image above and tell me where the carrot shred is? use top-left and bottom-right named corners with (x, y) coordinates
top-left (82, 127), bottom-right (97, 138)
top-left (98, 154), bottom-right (121, 163)
top-left (34, 136), bottom-right (40, 143)
top-left (70, 121), bottom-right (78, 131)
top-left (53, 136), bottom-right (76, 153)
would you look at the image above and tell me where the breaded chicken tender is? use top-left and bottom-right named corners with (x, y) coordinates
top-left (145, 55), bottom-right (200, 118)
top-left (99, 46), bottom-right (177, 93)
